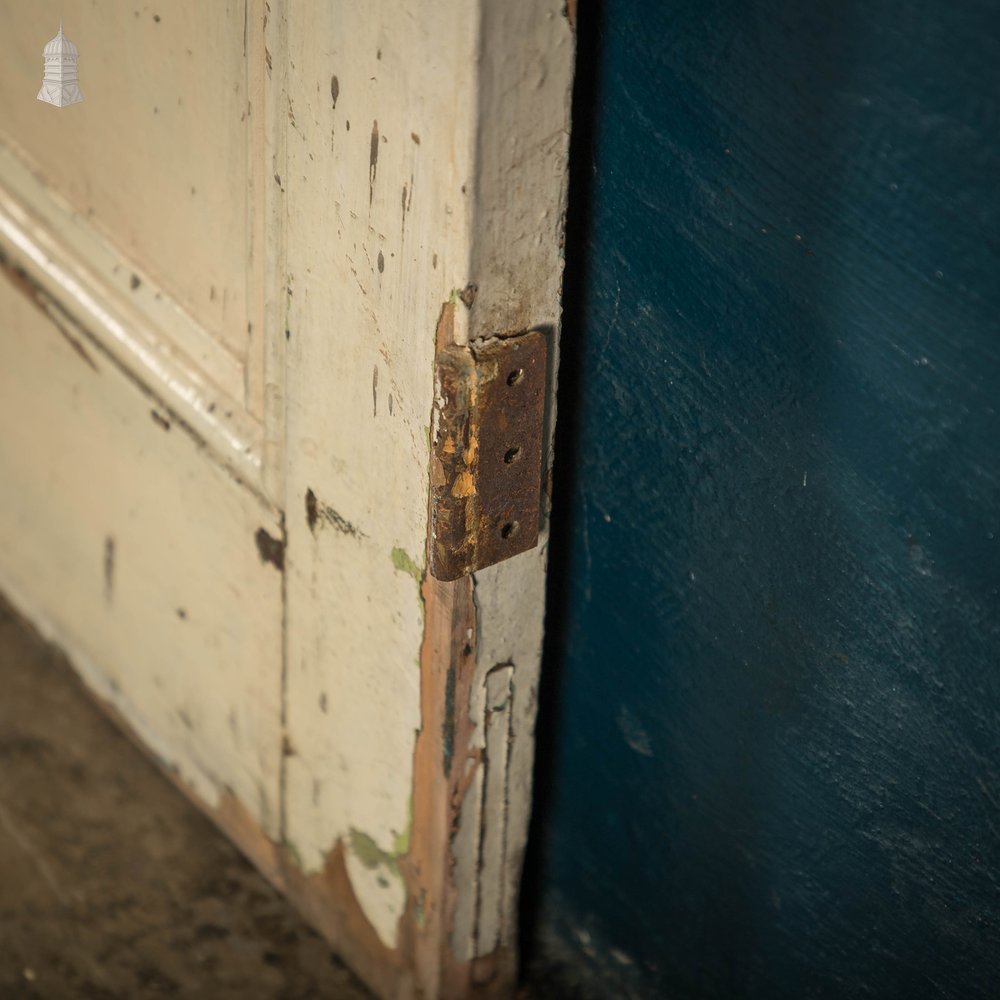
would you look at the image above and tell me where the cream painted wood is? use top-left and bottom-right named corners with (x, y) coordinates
top-left (0, 3), bottom-right (574, 997)
top-left (0, 143), bottom-right (265, 495)
top-left (281, 0), bottom-right (478, 948)
top-left (0, 2), bottom-right (257, 373)
top-left (281, 0), bottom-right (574, 973)
top-left (0, 275), bottom-right (284, 835)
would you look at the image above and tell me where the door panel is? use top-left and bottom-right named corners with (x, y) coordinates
top-left (0, 2), bottom-right (256, 369)
top-left (0, 269), bottom-right (283, 834)
top-left (0, 143), bottom-right (263, 490)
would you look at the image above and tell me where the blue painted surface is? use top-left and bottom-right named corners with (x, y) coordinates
top-left (531, 2), bottom-right (1000, 996)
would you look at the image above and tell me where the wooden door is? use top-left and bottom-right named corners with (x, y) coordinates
top-left (0, 4), bottom-right (574, 998)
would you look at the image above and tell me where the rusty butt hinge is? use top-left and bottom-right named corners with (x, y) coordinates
top-left (429, 330), bottom-right (547, 581)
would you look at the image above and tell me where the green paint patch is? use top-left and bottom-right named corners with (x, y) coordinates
top-left (391, 547), bottom-right (426, 635)
top-left (392, 794), bottom-right (413, 857)
top-left (349, 828), bottom-right (394, 872)
top-left (391, 546), bottom-right (422, 583)
top-left (392, 828), bottom-right (410, 858)
top-left (348, 826), bottom-right (410, 880)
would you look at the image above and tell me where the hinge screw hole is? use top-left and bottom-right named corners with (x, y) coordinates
top-left (504, 446), bottom-right (522, 464)
top-left (500, 521), bottom-right (520, 540)
top-left (506, 368), bottom-right (524, 386)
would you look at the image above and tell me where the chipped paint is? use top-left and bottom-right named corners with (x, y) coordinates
top-left (348, 826), bottom-right (410, 879)
top-left (103, 536), bottom-right (115, 603)
top-left (150, 408), bottom-right (171, 431)
top-left (349, 828), bottom-right (400, 874)
top-left (0, 263), bottom-right (285, 847)
top-left (305, 488), bottom-right (364, 539)
top-left (254, 527), bottom-right (285, 571)
top-left (369, 120), bottom-right (379, 205)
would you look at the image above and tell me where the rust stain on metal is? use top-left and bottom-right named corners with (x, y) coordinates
top-left (429, 331), bottom-right (547, 581)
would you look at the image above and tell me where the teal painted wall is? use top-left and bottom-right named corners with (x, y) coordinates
top-left (528, 2), bottom-right (1000, 996)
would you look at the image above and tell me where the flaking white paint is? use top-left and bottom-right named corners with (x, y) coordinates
top-left (281, 0), bottom-right (480, 945)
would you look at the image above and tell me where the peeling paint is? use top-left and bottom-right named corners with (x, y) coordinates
top-left (348, 828), bottom-right (403, 878)
top-left (390, 546), bottom-right (421, 584)
top-left (103, 536), bottom-right (115, 603)
top-left (369, 120), bottom-right (379, 205)
top-left (150, 408), bottom-right (171, 431)
top-left (305, 487), bottom-right (365, 539)
top-left (254, 527), bottom-right (285, 571)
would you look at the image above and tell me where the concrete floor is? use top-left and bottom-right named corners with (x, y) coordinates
top-left (0, 594), bottom-right (378, 999)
